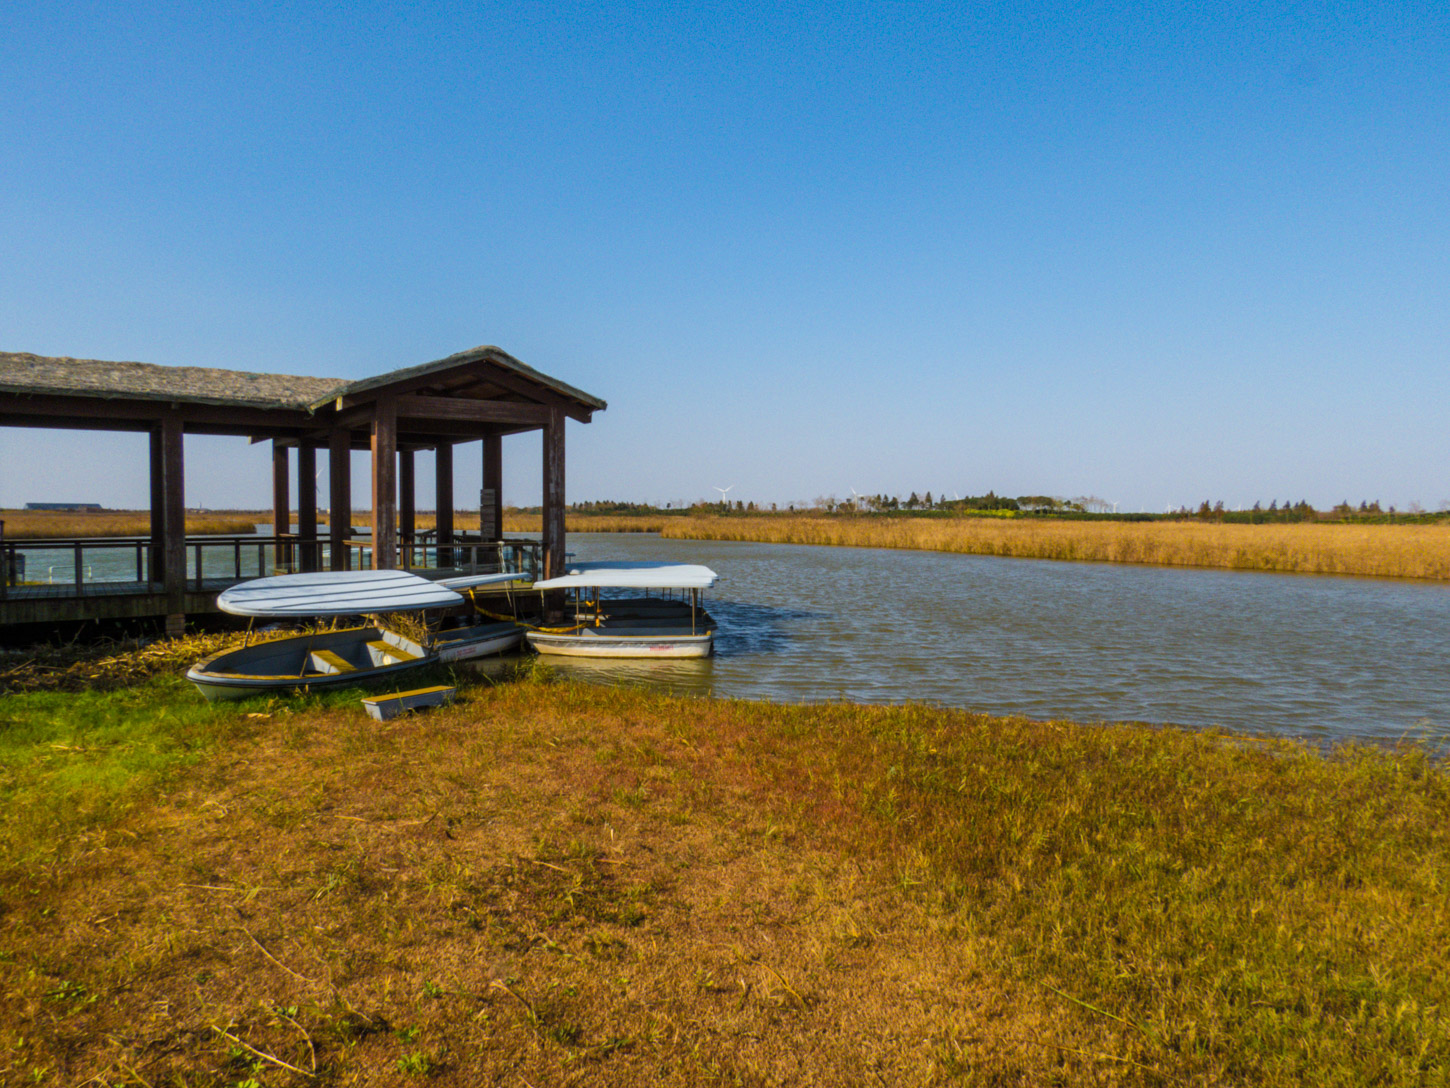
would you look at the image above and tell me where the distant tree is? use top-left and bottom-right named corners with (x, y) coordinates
top-left (924, 491), bottom-right (933, 508)
top-left (907, 492), bottom-right (920, 509)
top-left (1252, 501), bottom-right (1262, 512)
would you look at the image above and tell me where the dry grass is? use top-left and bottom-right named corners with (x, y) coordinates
top-left (661, 514), bottom-right (1450, 580)
top-left (1, 509), bottom-right (261, 539)
top-left (2, 661), bottom-right (1447, 1085)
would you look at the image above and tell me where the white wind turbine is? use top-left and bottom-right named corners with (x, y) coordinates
top-left (714, 485), bottom-right (734, 505)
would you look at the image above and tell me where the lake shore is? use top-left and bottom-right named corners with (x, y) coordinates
top-left (2, 643), bottom-right (1446, 1085)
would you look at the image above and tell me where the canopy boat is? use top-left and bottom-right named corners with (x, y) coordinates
top-left (527, 562), bottom-right (719, 658)
top-left (186, 569), bottom-right (527, 700)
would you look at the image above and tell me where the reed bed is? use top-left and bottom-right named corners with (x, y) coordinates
top-left (661, 514), bottom-right (1450, 580)
top-left (1, 509), bottom-right (261, 539)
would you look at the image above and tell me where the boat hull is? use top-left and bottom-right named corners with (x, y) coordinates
top-left (187, 621), bottom-right (523, 701)
top-left (433, 622), bottom-right (524, 663)
top-left (186, 626), bottom-right (430, 701)
top-left (526, 629), bottom-right (714, 658)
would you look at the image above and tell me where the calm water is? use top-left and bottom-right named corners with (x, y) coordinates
top-left (28, 528), bottom-right (1448, 743)
top-left (543, 533), bottom-right (1450, 745)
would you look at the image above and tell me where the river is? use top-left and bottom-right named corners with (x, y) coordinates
top-left (543, 532), bottom-right (1450, 745)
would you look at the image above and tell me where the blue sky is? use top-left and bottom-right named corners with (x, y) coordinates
top-left (1, 1), bottom-right (1446, 512)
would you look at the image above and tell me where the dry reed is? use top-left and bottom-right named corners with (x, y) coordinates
top-left (1, 509), bottom-right (261, 539)
top-left (660, 514), bottom-right (1450, 580)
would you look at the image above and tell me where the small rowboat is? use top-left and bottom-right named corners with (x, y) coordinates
top-left (527, 562), bottom-right (719, 658)
top-left (186, 570), bottom-right (527, 700)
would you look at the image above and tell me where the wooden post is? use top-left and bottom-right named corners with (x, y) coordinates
top-left (399, 448), bottom-right (415, 568)
top-left (297, 443), bottom-right (318, 572)
top-left (272, 441), bottom-right (290, 572)
top-left (542, 407), bottom-right (566, 581)
top-left (371, 398), bottom-right (397, 570)
top-left (436, 442), bottom-right (454, 569)
top-left (161, 414), bottom-right (186, 637)
top-left (329, 430), bottom-right (351, 571)
top-left (481, 432), bottom-right (503, 542)
top-left (149, 426), bottom-right (165, 584)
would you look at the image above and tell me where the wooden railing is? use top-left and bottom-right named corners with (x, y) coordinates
top-left (0, 533), bottom-right (543, 599)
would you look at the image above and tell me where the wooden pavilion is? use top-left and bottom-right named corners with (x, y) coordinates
top-left (0, 346), bottom-right (605, 634)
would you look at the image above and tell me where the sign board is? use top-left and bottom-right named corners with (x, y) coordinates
top-left (480, 488), bottom-right (497, 540)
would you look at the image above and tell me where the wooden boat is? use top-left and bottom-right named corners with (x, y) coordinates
top-left (527, 562), bottom-right (719, 658)
top-left (186, 570), bottom-right (526, 700)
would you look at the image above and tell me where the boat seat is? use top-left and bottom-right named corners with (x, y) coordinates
top-left (361, 684), bottom-right (455, 721)
top-left (310, 649), bottom-right (356, 674)
top-left (367, 639), bottom-right (420, 666)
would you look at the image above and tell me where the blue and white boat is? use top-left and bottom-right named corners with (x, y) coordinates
top-left (186, 569), bottom-right (527, 700)
top-left (526, 562), bottom-right (719, 658)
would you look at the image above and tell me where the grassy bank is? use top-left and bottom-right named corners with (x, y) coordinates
top-left (1, 657), bottom-right (1446, 1084)
top-left (659, 514), bottom-right (1450, 580)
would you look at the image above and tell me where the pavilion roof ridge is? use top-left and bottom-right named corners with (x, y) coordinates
top-left (320, 345), bottom-right (607, 412)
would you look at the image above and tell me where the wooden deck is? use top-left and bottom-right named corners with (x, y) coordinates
top-left (0, 535), bottom-right (541, 628)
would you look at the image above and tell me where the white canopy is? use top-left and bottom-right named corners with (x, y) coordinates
top-left (532, 561), bottom-right (718, 591)
top-left (216, 569), bottom-right (465, 617)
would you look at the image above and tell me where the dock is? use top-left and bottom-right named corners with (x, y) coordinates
top-left (1, 345), bottom-right (605, 634)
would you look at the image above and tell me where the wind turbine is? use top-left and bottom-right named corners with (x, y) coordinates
top-left (714, 485), bottom-right (734, 505)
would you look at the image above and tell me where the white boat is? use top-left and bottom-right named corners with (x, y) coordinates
top-left (186, 570), bottom-right (527, 700)
top-left (526, 562), bottom-right (719, 658)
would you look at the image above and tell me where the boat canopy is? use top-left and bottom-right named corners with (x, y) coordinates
top-left (532, 561), bottom-right (718, 591)
top-left (216, 570), bottom-right (465, 617)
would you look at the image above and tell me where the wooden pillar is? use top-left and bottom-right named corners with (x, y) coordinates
top-left (329, 430), bottom-right (351, 571)
top-left (542, 407), bottom-right (566, 581)
top-left (481, 433), bottom-right (503, 542)
top-left (371, 398), bottom-right (397, 570)
top-left (399, 448), bottom-right (415, 568)
top-left (272, 441), bottom-right (290, 572)
top-left (148, 427), bottom-right (165, 584)
top-left (297, 443), bottom-right (318, 572)
top-left (435, 442), bottom-right (454, 568)
top-left (161, 414), bottom-right (185, 637)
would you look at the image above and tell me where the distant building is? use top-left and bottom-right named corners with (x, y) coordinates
top-left (25, 502), bottom-right (103, 511)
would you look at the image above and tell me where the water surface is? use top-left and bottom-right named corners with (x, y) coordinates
top-left (547, 533), bottom-right (1450, 745)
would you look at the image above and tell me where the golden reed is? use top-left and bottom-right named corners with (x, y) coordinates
top-left (656, 515), bottom-right (1450, 580)
top-left (0, 509), bottom-right (260, 539)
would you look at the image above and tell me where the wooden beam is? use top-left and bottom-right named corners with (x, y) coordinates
top-left (395, 394), bottom-right (551, 426)
top-left (0, 394), bottom-right (318, 434)
top-left (542, 406), bottom-right (566, 580)
top-left (481, 433), bottom-right (502, 543)
top-left (399, 448), bottom-right (415, 566)
top-left (436, 442), bottom-right (453, 567)
top-left (161, 414), bottom-right (185, 634)
top-left (329, 430), bottom-right (351, 571)
top-left (272, 441), bottom-right (290, 573)
top-left (148, 427), bottom-right (164, 584)
top-left (434, 368), bottom-right (597, 423)
top-left (297, 444), bottom-right (318, 572)
top-left (371, 398), bottom-right (397, 570)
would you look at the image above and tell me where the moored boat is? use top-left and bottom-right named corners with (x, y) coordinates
top-left (186, 569), bottom-right (527, 700)
top-left (526, 562), bottom-right (719, 658)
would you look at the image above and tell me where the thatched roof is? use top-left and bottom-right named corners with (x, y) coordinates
top-left (0, 346), bottom-right (606, 414)
top-left (0, 352), bottom-right (345, 410)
